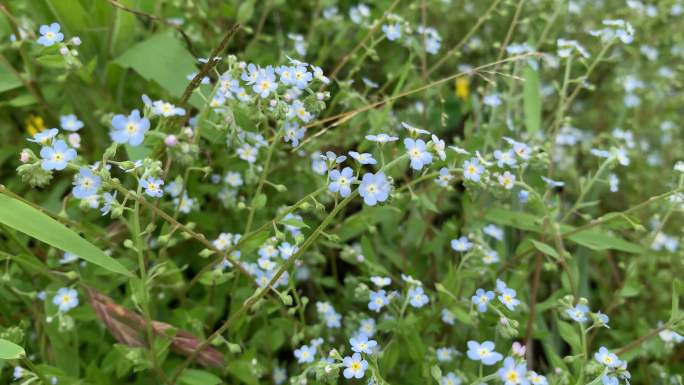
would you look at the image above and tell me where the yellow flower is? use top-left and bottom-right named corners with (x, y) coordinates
top-left (455, 77), bottom-right (470, 101)
top-left (25, 115), bottom-right (45, 136)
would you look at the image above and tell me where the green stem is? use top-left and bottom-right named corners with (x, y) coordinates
top-left (245, 127), bottom-right (284, 233)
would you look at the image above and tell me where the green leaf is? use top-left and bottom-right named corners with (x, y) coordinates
top-left (114, 31), bottom-right (197, 97)
top-left (279, 218), bottom-right (309, 229)
top-left (0, 61), bottom-right (22, 93)
top-left (237, 0), bottom-right (256, 24)
top-left (45, 0), bottom-right (89, 39)
top-left (523, 63), bottom-right (541, 133)
top-left (557, 320), bottom-right (581, 353)
top-left (179, 369), bottom-right (223, 385)
top-left (252, 194), bottom-right (267, 209)
top-left (0, 193), bottom-right (132, 277)
top-left (485, 208), bottom-right (542, 232)
top-left (0, 338), bottom-right (25, 360)
top-left (566, 230), bottom-right (643, 254)
top-left (430, 365), bottom-right (442, 383)
top-left (228, 360), bottom-right (259, 385)
top-left (531, 240), bottom-right (560, 260)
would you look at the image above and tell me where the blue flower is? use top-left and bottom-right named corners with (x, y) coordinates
top-left (366, 133), bottom-right (398, 143)
top-left (140, 177), bottom-right (164, 198)
top-left (496, 281), bottom-right (520, 311)
top-left (359, 318), bottom-right (376, 337)
top-left (110, 109), bottom-right (150, 146)
top-left (566, 304), bottom-right (590, 323)
top-left (497, 357), bottom-right (529, 385)
top-left (59, 252), bottom-right (78, 264)
top-left (436, 347), bottom-right (454, 362)
top-left (241, 63), bottom-right (260, 84)
top-left (293, 344), bottom-right (315, 363)
top-left (463, 158), bottom-right (485, 181)
top-left (40, 140), bottom-right (76, 171)
top-left (368, 290), bottom-right (389, 312)
top-left (152, 102), bottom-right (184, 118)
top-left (595, 311), bottom-right (610, 327)
top-left (408, 286), bottom-right (429, 308)
top-left (518, 190), bottom-right (529, 203)
top-left (278, 242), bottom-right (297, 259)
top-left (323, 151), bottom-right (346, 164)
top-left (359, 172), bottom-right (391, 206)
top-left (29, 128), bottom-right (59, 144)
top-left (450, 236), bottom-right (472, 252)
top-left (258, 243), bottom-right (280, 259)
top-left (37, 23), bottom-right (64, 46)
top-left (253, 67), bottom-right (277, 98)
top-left (291, 65), bottom-right (312, 89)
top-left (466, 340), bottom-right (503, 365)
top-left (471, 288), bottom-right (495, 312)
top-left (602, 376), bottom-right (618, 385)
top-left (483, 249), bottom-right (500, 264)
top-left (283, 121), bottom-right (306, 146)
top-left (382, 23), bottom-right (402, 41)
top-left (494, 149), bottom-right (517, 167)
top-left (60, 114), bottom-right (84, 131)
top-left (441, 372), bottom-right (462, 385)
top-left (527, 371), bottom-right (548, 385)
top-left (324, 310), bottom-right (342, 328)
top-left (435, 167), bottom-right (453, 187)
top-left (541, 176), bottom-right (564, 188)
top-left (441, 308), bottom-right (455, 325)
top-left (101, 192), bottom-right (117, 216)
top-left (498, 171), bottom-right (516, 190)
top-left (350, 334), bottom-right (377, 354)
top-left (404, 138), bottom-right (433, 170)
top-left (224, 172), bottom-right (243, 187)
top-left (52, 287), bottom-right (78, 312)
top-left (483, 224), bottom-right (504, 240)
top-left (342, 353), bottom-right (368, 379)
top-left (328, 167), bottom-right (356, 197)
top-left (72, 167), bottom-right (101, 199)
top-left (349, 151), bottom-right (377, 165)
top-left (594, 346), bottom-right (621, 368)
top-left (13, 366), bottom-right (23, 380)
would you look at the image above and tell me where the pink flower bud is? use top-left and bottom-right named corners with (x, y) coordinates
top-left (20, 150), bottom-right (30, 163)
top-left (164, 134), bottom-right (178, 147)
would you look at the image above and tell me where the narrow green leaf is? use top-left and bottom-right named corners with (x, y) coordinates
top-left (0, 338), bottom-right (25, 360)
top-left (0, 193), bottom-right (132, 277)
top-left (531, 240), bottom-right (560, 260)
top-left (523, 63), bottom-right (541, 133)
top-left (566, 230), bottom-right (643, 254)
top-left (485, 207), bottom-right (542, 232)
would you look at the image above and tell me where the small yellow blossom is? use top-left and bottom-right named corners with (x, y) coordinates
top-left (455, 77), bottom-right (470, 101)
top-left (25, 115), bottom-right (45, 136)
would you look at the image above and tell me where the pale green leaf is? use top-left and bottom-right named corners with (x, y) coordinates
top-left (0, 338), bottom-right (25, 360)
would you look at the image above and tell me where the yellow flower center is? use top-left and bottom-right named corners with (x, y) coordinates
top-left (506, 370), bottom-right (519, 381)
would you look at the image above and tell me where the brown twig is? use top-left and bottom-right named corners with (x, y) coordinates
top-left (179, 23), bottom-right (241, 108)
